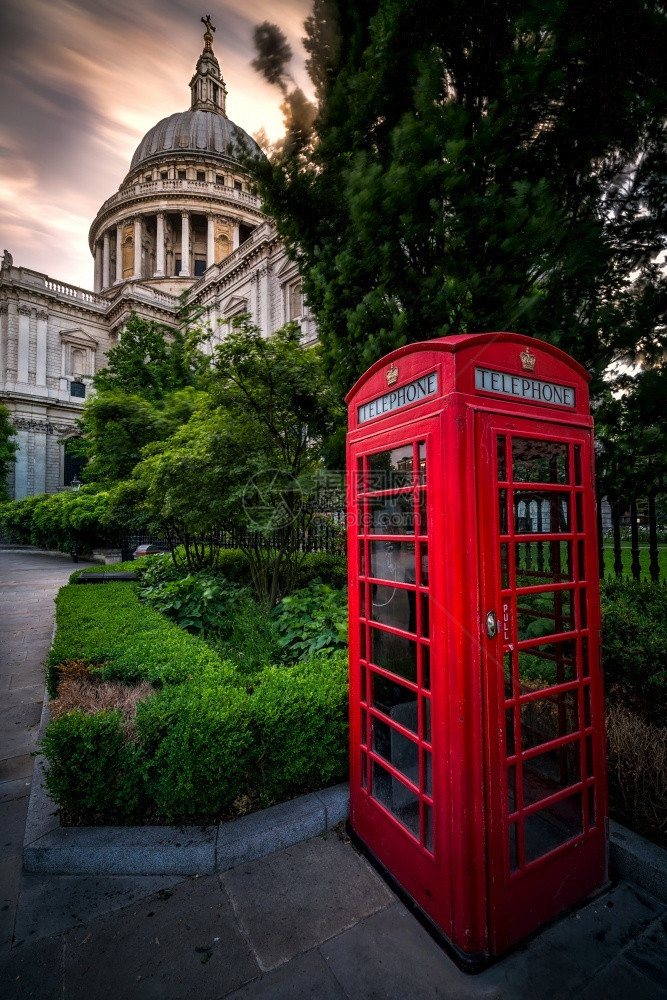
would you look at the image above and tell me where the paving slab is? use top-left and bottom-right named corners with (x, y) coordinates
top-left (226, 948), bottom-right (347, 999)
top-left (13, 873), bottom-right (187, 946)
top-left (321, 902), bottom-right (501, 1000)
top-left (0, 933), bottom-right (62, 1000)
top-left (62, 875), bottom-right (260, 1000)
top-left (1, 797), bottom-right (30, 856)
top-left (476, 881), bottom-right (666, 999)
top-left (574, 954), bottom-right (666, 1000)
top-left (623, 911), bottom-right (667, 986)
top-left (221, 834), bottom-right (394, 972)
top-left (0, 776), bottom-right (32, 805)
top-left (0, 701), bottom-right (43, 730)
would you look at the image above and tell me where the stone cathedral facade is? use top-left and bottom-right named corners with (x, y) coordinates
top-left (0, 23), bottom-right (315, 499)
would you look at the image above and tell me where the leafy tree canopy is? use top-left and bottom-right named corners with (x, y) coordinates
top-left (73, 313), bottom-right (204, 485)
top-left (93, 313), bottom-right (197, 402)
top-left (251, 0), bottom-right (667, 404)
top-left (135, 318), bottom-right (344, 599)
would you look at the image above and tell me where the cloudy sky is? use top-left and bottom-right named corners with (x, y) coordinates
top-left (0, 0), bottom-right (312, 289)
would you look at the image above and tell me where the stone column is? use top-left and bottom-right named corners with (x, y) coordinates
top-left (6, 300), bottom-right (17, 380)
top-left (33, 427), bottom-right (47, 495)
top-left (102, 231), bottom-right (111, 289)
top-left (17, 305), bottom-right (30, 383)
top-left (232, 224), bottom-right (240, 251)
top-left (14, 428), bottom-right (29, 499)
top-left (116, 224), bottom-right (123, 282)
top-left (36, 310), bottom-right (48, 387)
top-left (180, 212), bottom-right (190, 277)
top-left (94, 242), bottom-right (103, 292)
top-left (133, 218), bottom-right (142, 279)
top-left (0, 303), bottom-right (7, 381)
top-left (207, 215), bottom-right (215, 269)
top-left (155, 213), bottom-right (166, 277)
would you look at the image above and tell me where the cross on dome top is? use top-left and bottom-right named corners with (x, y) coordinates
top-left (201, 14), bottom-right (215, 50)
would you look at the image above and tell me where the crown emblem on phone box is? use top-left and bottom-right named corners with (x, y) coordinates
top-left (386, 363), bottom-right (399, 386)
top-left (520, 347), bottom-right (536, 372)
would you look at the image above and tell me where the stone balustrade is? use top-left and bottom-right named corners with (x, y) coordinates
top-left (96, 178), bottom-right (260, 218)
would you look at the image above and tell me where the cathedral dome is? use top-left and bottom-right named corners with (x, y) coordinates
top-left (129, 109), bottom-right (263, 173)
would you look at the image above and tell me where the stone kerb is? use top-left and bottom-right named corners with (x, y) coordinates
top-left (23, 693), bottom-right (350, 876)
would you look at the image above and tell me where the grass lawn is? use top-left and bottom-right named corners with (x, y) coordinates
top-left (600, 543), bottom-right (667, 581)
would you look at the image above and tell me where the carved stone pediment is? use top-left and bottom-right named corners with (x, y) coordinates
top-left (220, 294), bottom-right (248, 317)
top-left (275, 256), bottom-right (300, 280)
top-left (59, 327), bottom-right (99, 348)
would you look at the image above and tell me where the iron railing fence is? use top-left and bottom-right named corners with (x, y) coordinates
top-left (596, 493), bottom-right (666, 585)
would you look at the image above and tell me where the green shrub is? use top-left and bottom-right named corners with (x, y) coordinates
top-left (48, 583), bottom-right (236, 694)
top-left (137, 683), bottom-right (255, 821)
top-left (251, 651), bottom-right (349, 803)
top-left (601, 579), bottom-right (667, 725)
top-left (206, 599), bottom-right (281, 674)
top-left (40, 710), bottom-right (146, 819)
top-left (0, 488), bottom-right (125, 553)
top-left (139, 571), bottom-right (244, 633)
top-left (294, 553), bottom-right (347, 590)
top-left (273, 580), bottom-right (348, 661)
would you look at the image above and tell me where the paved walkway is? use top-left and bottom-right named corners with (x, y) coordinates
top-left (1, 550), bottom-right (666, 999)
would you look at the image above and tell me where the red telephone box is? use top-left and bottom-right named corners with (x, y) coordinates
top-left (346, 333), bottom-right (607, 965)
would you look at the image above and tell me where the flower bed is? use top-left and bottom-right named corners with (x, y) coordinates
top-left (42, 581), bottom-right (348, 825)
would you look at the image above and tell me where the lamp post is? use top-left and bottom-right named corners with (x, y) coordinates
top-left (69, 475), bottom-right (81, 561)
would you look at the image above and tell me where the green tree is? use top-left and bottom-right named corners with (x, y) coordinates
top-left (251, 1), bottom-right (667, 401)
top-left (135, 319), bottom-right (343, 602)
top-left (94, 313), bottom-right (196, 401)
top-left (74, 314), bottom-right (203, 485)
top-left (0, 404), bottom-right (17, 501)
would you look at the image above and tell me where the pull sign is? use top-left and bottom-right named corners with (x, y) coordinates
top-left (485, 610), bottom-right (497, 639)
top-left (502, 602), bottom-right (511, 642)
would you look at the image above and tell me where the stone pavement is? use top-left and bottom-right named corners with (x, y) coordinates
top-left (1, 550), bottom-right (666, 999)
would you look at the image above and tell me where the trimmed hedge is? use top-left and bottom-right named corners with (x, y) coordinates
top-left (48, 583), bottom-right (236, 694)
top-left (42, 582), bottom-right (349, 823)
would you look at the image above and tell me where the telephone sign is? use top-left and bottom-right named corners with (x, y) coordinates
top-left (346, 332), bottom-right (607, 965)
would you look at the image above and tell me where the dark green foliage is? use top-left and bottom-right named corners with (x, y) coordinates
top-left (600, 580), bottom-right (667, 727)
top-left (42, 578), bottom-right (349, 824)
top-left (40, 711), bottom-right (146, 819)
top-left (138, 317), bottom-right (344, 598)
top-left (139, 571), bottom-right (244, 634)
top-left (273, 580), bottom-right (348, 661)
top-left (252, 0), bottom-right (667, 407)
top-left (48, 584), bottom-right (235, 694)
top-left (206, 600), bottom-right (281, 675)
top-left (94, 314), bottom-right (196, 402)
top-left (74, 313), bottom-right (202, 486)
top-left (136, 684), bottom-right (255, 821)
top-left (0, 403), bottom-right (17, 501)
top-left (0, 488), bottom-right (128, 554)
top-left (595, 367), bottom-right (667, 501)
top-left (294, 553), bottom-right (348, 590)
top-left (250, 652), bottom-right (349, 803)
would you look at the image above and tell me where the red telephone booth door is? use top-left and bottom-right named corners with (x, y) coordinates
top-left (476, 413), bottom-right (607, 954)
top-left (349, 422), bottom-right (454, 938)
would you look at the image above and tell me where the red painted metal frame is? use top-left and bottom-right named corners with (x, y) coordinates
top-left (346, 333), bottom-right (608, 962)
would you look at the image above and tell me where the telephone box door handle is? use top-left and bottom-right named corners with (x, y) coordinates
top-left (485, 610), bottom-right (497, 639)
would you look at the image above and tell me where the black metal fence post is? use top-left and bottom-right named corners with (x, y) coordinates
top-left (648, 494), bottom-right (660, 584)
